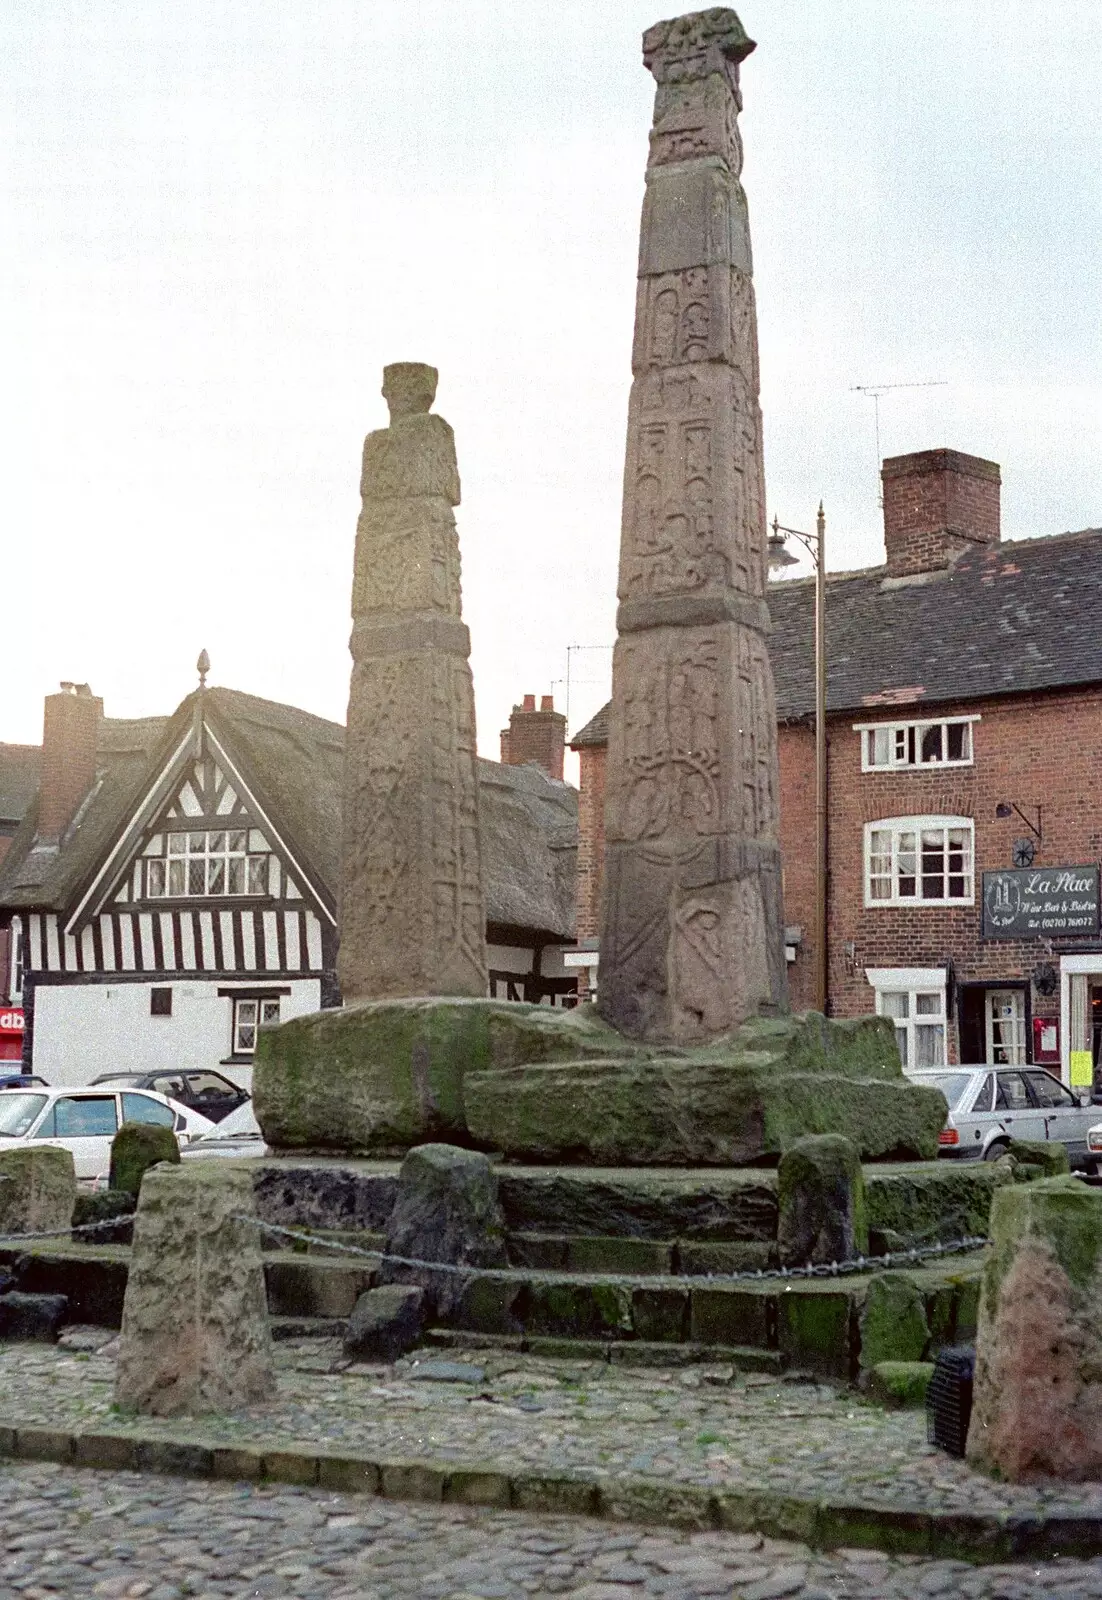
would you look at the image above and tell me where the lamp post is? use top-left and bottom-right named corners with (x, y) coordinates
top-left (768, 505), bottom-right (827, 1015)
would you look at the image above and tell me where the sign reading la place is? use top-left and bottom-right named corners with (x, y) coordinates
top-left (982, 865), bottom-right (1100, 940)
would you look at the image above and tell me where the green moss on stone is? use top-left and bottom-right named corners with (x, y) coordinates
top-left (986, 1177), bottom-right (1102, 1305)
top-left (1006, 1138), bottom-right (1069, 1177)
top-left (859, 1272), bottom-right (929, 1369)
top-left (253, 998), bottom-right (641, 1154)
top-left (865, 1160), bottom-right (1010, 1246)
top-left (866, 1360), bottom-right (934, 1408)
top-left (778, 1285), bottom-right (857, 1378)
top-left (777, 1134), bottom-right (867, 1266)
top-left (108, 1123), bottom-right (179, 1197)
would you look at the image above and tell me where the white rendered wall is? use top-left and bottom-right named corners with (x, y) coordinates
top-left (31, 978), bottom-right (322, 1091)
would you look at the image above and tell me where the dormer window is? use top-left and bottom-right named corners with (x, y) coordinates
top-left (854, 716), bottom-right (978, 772)
top-left (144, 829), bottom-right (271, 899)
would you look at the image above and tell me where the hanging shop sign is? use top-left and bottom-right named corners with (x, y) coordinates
top-left (982, 866), bottom-right (1100, 940)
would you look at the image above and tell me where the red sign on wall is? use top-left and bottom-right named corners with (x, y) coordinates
top-left (1033, 1016), bottom-right (1060, 1065)
top-left (0, 1010), bottom-right (23, 1035)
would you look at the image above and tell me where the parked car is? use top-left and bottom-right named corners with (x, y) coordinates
top-left (90, 1069), bottom-right (248, 1124)
top-left (0, 1086), bottom-right (215, 1181)
top-left (180, 1098), bottom-right (267, 1162)
top-left (0, 1074), bottom-right (49, 1091)
top-left (908, 1066), bottom-right (1098, 1169)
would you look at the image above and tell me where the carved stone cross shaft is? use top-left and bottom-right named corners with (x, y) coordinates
top-left (338, 363), bottom-right (488, 1001)
top-left (597, 9), bottom-right (788, 1040)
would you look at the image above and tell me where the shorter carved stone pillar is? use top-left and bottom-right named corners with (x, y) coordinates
top-left (338, 363), bottom-right (488, 1001)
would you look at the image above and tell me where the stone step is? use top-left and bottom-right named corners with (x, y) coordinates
top-left (0, 1240), bottom-right (984, 1381)
top-left (270, 1315), bottom-right (346, 1341)
top-left (422, 1327), bottom-right (786, 1372)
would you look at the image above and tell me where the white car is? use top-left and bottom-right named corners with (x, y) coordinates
top-left (180, 1098), bottom-right (267, 1161)
top-left (0, 1085), bottom-right (215, 1180)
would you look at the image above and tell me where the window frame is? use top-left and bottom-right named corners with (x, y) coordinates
top-left (853, 715), bottom-right (979, 774)
top-left (143, 828), bottom-right (271, 901)
top-left (866, 967), bottom-right (948, 1071)
top-left (220, 988), bottom-right (289, 1063)
top-left (864, 815), bottom-right (975, 907)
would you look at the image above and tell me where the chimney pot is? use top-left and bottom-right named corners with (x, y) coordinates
top-left (522, 694), bottom-right (536, 712)
top-left (540, 694), bottom-right (554, 712)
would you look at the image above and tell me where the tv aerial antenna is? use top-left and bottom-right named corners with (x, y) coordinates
top-left (851, 380), bottom-right (948, 506)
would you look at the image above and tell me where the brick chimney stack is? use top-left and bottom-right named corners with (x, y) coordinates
top-left (881, 449), bottom-right (1001, 579)
top-left (499, 693), bottom-right (566, 780)
top-left (37, 683), bottom-right (102, 844)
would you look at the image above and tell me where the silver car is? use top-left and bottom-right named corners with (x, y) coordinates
top-left (908, 1066), bottom-right (1098, 1169)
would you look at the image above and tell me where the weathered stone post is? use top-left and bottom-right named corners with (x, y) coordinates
top-left (338, 362), bottom-right (488, 1001)
top-left (598, 9), bottom-right (788, 1041)
top-left (115, 1164), bottom-right (274, 1416)
top-left (967, 1176), bottom-right (1102, 1479)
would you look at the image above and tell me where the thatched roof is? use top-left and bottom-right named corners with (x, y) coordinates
top-left (0, 688), bottom-right (577, 944)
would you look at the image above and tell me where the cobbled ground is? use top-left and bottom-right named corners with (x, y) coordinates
top-left (1, 1337), bottom-right (1102, 1595)
top-left (3, 1459), bottom-right (1102, 1599)
top-left (2, 1336), bottom-right (1102, 1523)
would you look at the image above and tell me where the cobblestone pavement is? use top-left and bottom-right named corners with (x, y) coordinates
top-left (3, 1458), bottom-right (1102, 1600)
top-left (2, 1335), bottom-right (1102, 1526)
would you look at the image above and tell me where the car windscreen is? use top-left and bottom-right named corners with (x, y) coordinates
top-left (916, 1073), bottom-right (974, 1110)
top-left (0, 1093), bottom-right (48, 1137)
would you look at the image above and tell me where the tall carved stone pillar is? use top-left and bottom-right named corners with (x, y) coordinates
top-left (597, 10), bottom-right (788, 1042)
top-left (338, 363), bottom-right (488, 1001)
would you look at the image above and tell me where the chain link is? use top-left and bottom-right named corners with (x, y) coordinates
top-left (0, 1212), bottom-right (987, 1287)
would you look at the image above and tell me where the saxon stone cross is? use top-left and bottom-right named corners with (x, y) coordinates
top-left (597, 9), bottom-right (788, 1041)
top-left (338, 362), bottom-right (488, 1001)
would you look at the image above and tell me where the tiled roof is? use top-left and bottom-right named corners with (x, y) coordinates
top-left (0, 688), bottom-right (577, 941)
top-left (568, 527), bottom-right (1102, 744)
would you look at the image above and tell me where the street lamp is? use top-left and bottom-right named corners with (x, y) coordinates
top-left (768, 504), bottom-right (827, 1015)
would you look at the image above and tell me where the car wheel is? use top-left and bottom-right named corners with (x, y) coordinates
top-left (983, 1139), bottom-right (1010, 1162)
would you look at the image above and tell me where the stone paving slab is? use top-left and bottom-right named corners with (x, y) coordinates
top-left (2, 1337), bottom-right (1102, 1561)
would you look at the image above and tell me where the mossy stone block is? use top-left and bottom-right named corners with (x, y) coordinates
top-left (253, 997), bottom-right (632, 1153)
top-left (517, 1279), bottom-right (633, 1339)
top-left (859, 1272), bottom-right (929, 1369)
top-left (109, 1123), bottom-right (179, 1198)
top-left (865, 1160), bottom-right (1010, 1246)
top-left (632, 1286), bottom-right (689, 1342)
top-left (777, 1134), bottom-right (867, 1267)
top-left (466, 1049), bottom-right (946, 1166)
top-left (690, 1286), bottom-right (773, 1348)
top-left (677, 1241), bottom-right (774, 1275)
top-left (1006, 1138), bottom-right (1069, 1177)
top-left (778, 1285), bottom-right (857, 1378)
top-left (866, 1360), bottom-right (934, 1408)
top-left (565, 1236), bottom-right (672, 1274)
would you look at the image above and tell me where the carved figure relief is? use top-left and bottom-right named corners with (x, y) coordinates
top-left (619, 640), bottom-right (722, 843)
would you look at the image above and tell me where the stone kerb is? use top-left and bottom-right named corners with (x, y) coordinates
top-left (0, 1147), bottom-right (76, 1238)
top-left (115, 1163), bottom-right (275, 1417)
top-left (967, 1176), bottom-right (1102, 1480)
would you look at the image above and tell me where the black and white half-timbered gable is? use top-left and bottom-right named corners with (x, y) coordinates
top-left (0, 681), bottom-right (578, 1088)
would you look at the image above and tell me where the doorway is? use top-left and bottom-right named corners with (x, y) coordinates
top-left (959, 983), bottom-right (1029, 1065)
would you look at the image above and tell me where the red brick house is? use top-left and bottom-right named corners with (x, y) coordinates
top-left (571, 448), bottom-right (1102, 1088)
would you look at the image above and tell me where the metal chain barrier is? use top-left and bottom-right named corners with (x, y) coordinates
top-left (0, 1211), bottom-right (988, 1288)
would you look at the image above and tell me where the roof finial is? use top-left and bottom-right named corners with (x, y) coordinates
top-left (197, 649), bottom-right (210, 691)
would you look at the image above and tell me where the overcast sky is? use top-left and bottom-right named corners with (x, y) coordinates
top-left (3, 2), bottom-right (1100, 777)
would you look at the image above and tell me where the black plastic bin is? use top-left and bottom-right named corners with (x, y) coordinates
top-left (925, 1344), bottom-right (975, 1457)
